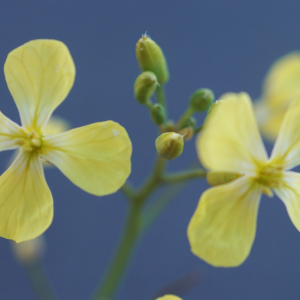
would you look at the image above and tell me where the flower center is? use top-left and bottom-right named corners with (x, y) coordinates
top-left (17, 130), bottom-right (43, 153)
top-left (255, 163), bottom-right (283, 196)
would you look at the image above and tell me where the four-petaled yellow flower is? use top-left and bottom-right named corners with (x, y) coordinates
top-left (255, 52), bottom-right (300, 140)
top-left (188, 92), bottom-right (300, 267)
top-left (0, 39), bottom-right (132, 243)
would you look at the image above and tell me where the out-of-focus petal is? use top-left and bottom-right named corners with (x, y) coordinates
top-left (198, 92), bottom-right (267, 174)
top-left (274, 171), bottom-right (300, 232)
top-left (0, 111), bottom-right (25, 151)
top-left (44, 115), bottom-right (70, 135)
top-left (270, 95), bottom-right (300, 169)
top-left (155, 295), bottom-right (182, 300)
top-left (42, 121), bottom-right (132, 196)
top-left (187, 177), bottom-right (262, 267)
top-left (4, 39), bottom-right (75, 130)
top-left (0, 153), bottom-right (53, 243)
top-left (254, 100), bottom-right (283, 142)
top-left (263, 52), bottom-right (300, 109)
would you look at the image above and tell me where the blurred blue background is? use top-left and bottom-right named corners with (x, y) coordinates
top-left (0, 1), bottom-right (300, 299)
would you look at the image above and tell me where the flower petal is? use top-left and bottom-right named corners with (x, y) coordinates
top-left (44, 115), bottom-right (70, 135)
top-left (263, 52), bottom-right (300, 109)
top-left (270, 95), bottom-right (300, 169)
top-left (42, 121), bottom-right (132, 196)
top-left (274, 171), bottom-right (300, 231)
top-left (4, 39), bottom-right (75, 130)
top-left (155, 296), bottom-right (182, 300)
top-left (198, 92), bottom-right (267, 174)
top-left (0, 153), bottom-right (53, 243)
top-left (254, 100), bottom-right (284, 141)
top-left (187, 177), bottom-right (262, 267)
top-left (256, 53), bottom-right (300, 141)
top-left (0, 111), bottom-right (25, 151)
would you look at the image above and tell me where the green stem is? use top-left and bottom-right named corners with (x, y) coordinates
top-left (193, 125), bottom-right (203, 134)
top-left (24, 260), bottom-right (58, 300)
top-left (120, 181), bottom-right (136, 201)
top-left (177, 107), bottom-right (194, 128)
top-left (156, 85), bottom-right (167, 116)
top-left (141, 168), bottom-right (206, 232)
top-left (92, 156), bottom-right (166, 300)
top-left (140, 181), bottom-right (187, 233)
top-left (162, 168), bottom-right (206, 184)
top-left (135, 156), bottom-right (166, 204)
top-left (92, 201), bottom-right (142, 300)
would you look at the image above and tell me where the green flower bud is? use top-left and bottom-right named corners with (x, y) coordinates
top-left (178, 126), bottom-right (194, 141)
top-left (155, 132), bottom-right (184, 160)
top-left (136, 35), bottom-right (169, 85)
top-left (189, 88), bottom-right (215, 112)
top-left (134, 71), bottom-right (158, 104)
top-left (207, 171), bottom-right (242, 186)
top-left (179, 116), bottom-right (196, 129)
top-left (150, 103), bottom-right (166, 125)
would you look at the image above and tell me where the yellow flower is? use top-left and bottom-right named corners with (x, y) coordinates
top-left (0, 40), bottom-right (132, 243)
top-left (255, 52), bottom-right (300, 140)
top-left (155, 295), bottom-right (182, 300)
top-left (9, 115), bottom-right (70, 168)
top-left (188, 92), bottom-right (300, 267)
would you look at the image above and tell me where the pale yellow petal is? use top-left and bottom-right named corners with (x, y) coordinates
top-left (0, 153), bottom-right (53, 243)
top-left (4, 39), bottom-right (75, 130)
top-left (156, 295), bottom-right (182, 300)
top-left (254, 100), bottom-right (283, 142)
top-left (40, 115), bottom-right (70, 168)
top-left (198, 92), bottom-right (267, 173)
top-left (41, 121), bottom-right (132, 196)
top-left (0, 111), bottom-right (25, 151)
top-left (257, 53), bottom-right (300, 140)
top-left (270, 95), bottom-right (300, 169)
top-left (187, 177), bottom-right (262, 267)
top-left (263, 52), bottom-right (300, 109)
top-left (274, 171), bottom-right (300, 231)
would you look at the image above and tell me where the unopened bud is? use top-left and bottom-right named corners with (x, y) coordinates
top-left (207, 171), bottom-right (242, 186)
top-left (189, 88), bottom-right (214, 112)
top-left (164, 120), bottom-right (177, 132)
top-left (136, 35), bottom-right (169, 85)
top-left (134, 71), bottom-right (158, 104)
top-left (150, 104), bottom-right (166, 125)
top-left (179, 116), bottom-right (196, 129)
top-left (155, 132), bottom-right (184, 160)
top-left (178, 126), bottom-right (194, 141)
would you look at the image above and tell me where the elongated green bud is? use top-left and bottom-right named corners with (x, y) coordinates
top-left (155, 132), bottom-right (184, 160)
top-left (134, 71), bottom-right (158, 104)
top-left (207, 171), bottom-right (242, 186)
top-left (150, 103), bottom-right (166, 125)
top-left (189, 88), bottom-right (214, 112)
top-left (136, 35), bottom-right (169, 85)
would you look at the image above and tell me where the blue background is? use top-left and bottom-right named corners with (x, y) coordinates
top-left (0, 1), bottom-right (300, 299)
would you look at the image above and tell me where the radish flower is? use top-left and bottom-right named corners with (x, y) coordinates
top-left (1, 40), bottom-right (132, 242)
top-left (188, 92), bottom-right (300, 267)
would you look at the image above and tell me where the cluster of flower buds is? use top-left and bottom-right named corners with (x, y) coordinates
top-left (134, 34), bottom-right (214, 160)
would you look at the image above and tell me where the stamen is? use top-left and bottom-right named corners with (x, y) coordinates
top-left (17, 130), bottom-right (43, 153)
top-left (256, 164), bottom-right (283, 189)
